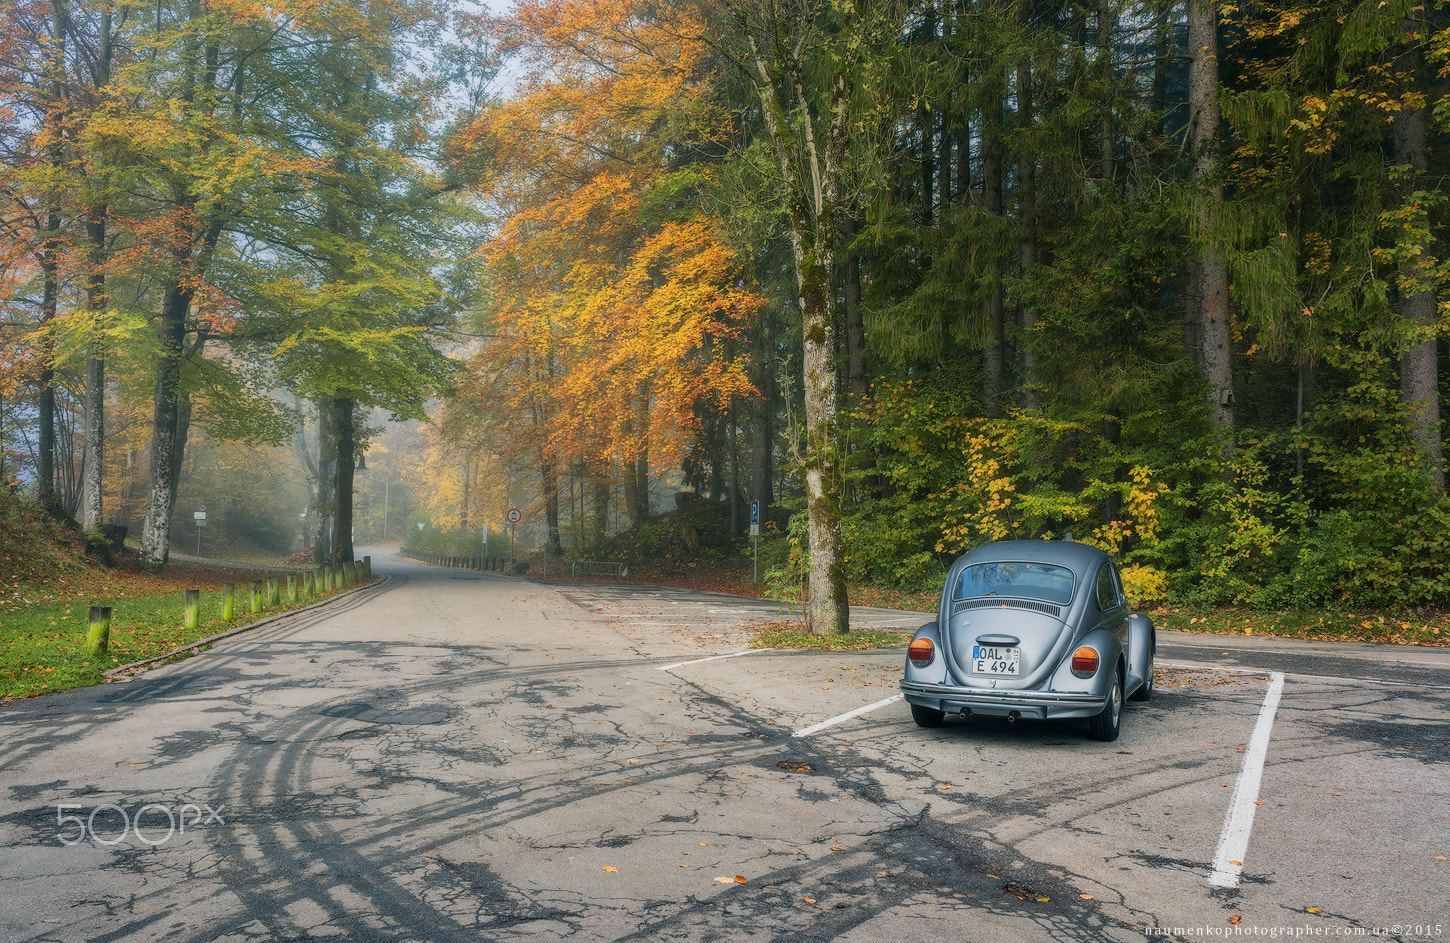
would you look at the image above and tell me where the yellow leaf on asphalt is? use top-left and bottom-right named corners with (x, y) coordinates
top-left (1079, 894), bottom-right (1094, 900)
top-left (735, 875), bottom-right (748, 884)
top-left (803, 897), bottom-right (816, 904)
top-left (1307, 908), bottom-right (1321, 914)
top-left (603, 866), bottom-right (619, 873)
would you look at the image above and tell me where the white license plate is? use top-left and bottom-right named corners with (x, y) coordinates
top-left (972, 645), bottom-right (1020, 676)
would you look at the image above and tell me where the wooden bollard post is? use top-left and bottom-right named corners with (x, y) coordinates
top-left (185, 589), bottom-right (200, 630)
top-left (250, 580), bottom-right (263, 613)
top-left (222, 583), bottom-right (235, 620)
top-left (85, 606), bottom-right (112, 656)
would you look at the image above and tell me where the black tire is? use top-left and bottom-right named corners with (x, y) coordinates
top-left (1130, 659), bottom-right (1155, 702)
top-left (911, 704), bottom-right (945, 728)
top-left (1088, 669), bottom-right (1123, 742)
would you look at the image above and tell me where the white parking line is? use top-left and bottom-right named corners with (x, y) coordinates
top-left (655, 650), bottom-right (769, 671)
top-left (795, 695), bottom-right (904, 738)
top-left (1209, 671), bottom-right (1285, 888)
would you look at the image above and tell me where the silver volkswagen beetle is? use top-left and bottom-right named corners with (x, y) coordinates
top-left (899, 539), bottom-right (1155, 741)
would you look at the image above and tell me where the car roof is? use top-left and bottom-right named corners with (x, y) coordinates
top-left (957, 539), bottom-right (1110, 572)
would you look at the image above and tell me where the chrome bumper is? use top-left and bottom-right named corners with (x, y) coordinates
top-left (900, 680), bottom-right (1107, 720)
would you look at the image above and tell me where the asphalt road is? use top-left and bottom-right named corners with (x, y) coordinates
top-left (1, 548), bottom-right (1446, 942)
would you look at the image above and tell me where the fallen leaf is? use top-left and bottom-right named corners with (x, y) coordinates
top-left (713, 876), bottom-right (734, 884)
top-left (1435, 856), bottom-right (1447, 861)
top-left (1230, 915), bottom-right (1244, 926)
top-left (1080, 894), bottom-right (1094, 900)
top-left (803, 897), bottom-right (816, 904)
top-left (1036, 896), bottom-right (1050, 902)
top-left (735, 875), bottom-right (748, 884)
top-left (1230, 861), bottom-right (1242, 867)
top-left (603, 866), bottom-right (619, 873)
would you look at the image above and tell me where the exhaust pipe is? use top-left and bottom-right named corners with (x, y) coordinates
top-left (1006, 710), bottom-right (1020, 724)
top-left (959, 707), bottom-right (973, 718)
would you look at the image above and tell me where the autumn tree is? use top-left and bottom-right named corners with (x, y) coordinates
top-left (453, 0), bottom-right (758, 554)
top-left (684, 0), bottom-right (914, 634)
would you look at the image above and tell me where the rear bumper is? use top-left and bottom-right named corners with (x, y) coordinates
top-left (900, 680), bottom-right (1107, 720)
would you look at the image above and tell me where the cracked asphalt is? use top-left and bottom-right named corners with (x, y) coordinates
top-left (1, 548), bottom-right (1447, 942)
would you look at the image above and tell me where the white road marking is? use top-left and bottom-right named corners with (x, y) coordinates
top-left (656, 650), bottom-right (769, 671)
top-left (1209, 671), bottom-right (1285, 888)
top-left (795, 695), bottom-right (904, 738)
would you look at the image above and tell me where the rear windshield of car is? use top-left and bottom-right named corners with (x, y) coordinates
top-left (954, 562), bottom-right (1075, 605)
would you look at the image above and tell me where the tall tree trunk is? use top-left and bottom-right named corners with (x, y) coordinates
top-left (37, 0), bottom-right (66, 512)
top-left (80, 211), bottom-right (106, 531)
top-left (138, 281), bottom-right (191, 571)
top-left (542, 455), bottom-right (563, 557)
top-left (750, 311), bottom-right (775, 524)
top-left (1394, 11), bottom-right (1443, 489)
top-left (748, 40), bottom-right (851, 634)
top-left (592, 462), bottom-right (609, 547)
top-left (728, 399), bottom-right (740, 532)
top-left (311, 404), bottom-right (334, 566)
top-left (331, 397), bottom-right (355, 567)
top-left (1188, 0), bottom-right (1234, 441)
top-left (1017, 62), bottom-right (1039, 410)
top-left (981, 90), bottom-right (1006, 414)
top-left (79, 9), bottom-right (113, 532)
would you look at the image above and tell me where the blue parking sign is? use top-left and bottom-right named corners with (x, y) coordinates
top-left (750, 500), bottom-right (760, 525)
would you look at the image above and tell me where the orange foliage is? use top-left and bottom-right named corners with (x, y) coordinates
top-left (455, 0), bottom-right (758, 475)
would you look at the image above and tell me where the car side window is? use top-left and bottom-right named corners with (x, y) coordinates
top-left (1096, 564), bottom-right (1122, 611)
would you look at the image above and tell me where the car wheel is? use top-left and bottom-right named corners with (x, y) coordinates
top-left (911, 704), bottom-right (945, 728)
top-left (1130, 659), bottom-right (1155, 702)
top-left (1088, 669), bottom-right (1122, 742)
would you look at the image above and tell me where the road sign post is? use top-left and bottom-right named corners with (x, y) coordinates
top-left (749, 500), bottom-right (760, 585)
top-left (506, 508), bottom-right (522, 567)
top-left (194, 508), bottom-right (207, 557)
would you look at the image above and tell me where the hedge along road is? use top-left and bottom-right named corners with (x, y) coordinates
top-left (0, 549), bottom-right (1441, 943)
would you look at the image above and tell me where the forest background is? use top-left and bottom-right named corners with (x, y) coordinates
top-left (1, 0), bottom-right (1447, 634)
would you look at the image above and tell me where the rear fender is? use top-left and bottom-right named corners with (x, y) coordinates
top-left (904, 621), bottom-right (947, 685)
top-left (1126, 612), bottom-right (1156, 696)
top-left (1047, 628), bottom-right (1123, 697)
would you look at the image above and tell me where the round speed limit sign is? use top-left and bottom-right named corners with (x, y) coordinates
top-left (506, 508), bottom-right (522, 524)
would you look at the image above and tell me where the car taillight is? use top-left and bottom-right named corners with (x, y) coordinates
top-left (1071, 647), bottom-right (1099, 678)
top-left (908, 638), bottom-right (935, 667)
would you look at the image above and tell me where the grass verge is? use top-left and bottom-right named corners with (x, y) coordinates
top-left (1, 562), bottom-right (360, 701)
top-left (1149, 605), bottom-right (1448, 646)
top-left (749, 623), bottom-right (910, 651)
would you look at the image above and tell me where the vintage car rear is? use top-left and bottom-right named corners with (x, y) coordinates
top-left (900, 539), bottom-right (1154, 741)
